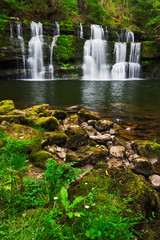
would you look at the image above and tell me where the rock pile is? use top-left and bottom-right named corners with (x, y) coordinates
top-left (0, 100), bottom-right (160, 189)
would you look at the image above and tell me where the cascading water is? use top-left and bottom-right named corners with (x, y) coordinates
top-left (80, 23), bottom-right (83, 39)
top-left (49, 22), bottom-right (60, 79)
top-left (129, 42), bottom-right (141, 78)
top-left (27, 22), bottom-right (45, 80)
top-left (82, 24), bottom-right (110, 80)
top-left (17, 23), bottom-right (26, 78)
top-left (10, 23), bottom-right (13, 38)
top-left (111, 30), bottom-right (141, 79)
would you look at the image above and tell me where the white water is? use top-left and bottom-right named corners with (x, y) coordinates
top-left (111, 30), bottom-right (141, 79)
top-left (82, 24), bottom-right (110, 80)
top-left (10, 24), bottom-right (13, 38)
top-left (27, 22), bottom-right (45, 80)
top-left (17, 24), bottom-right (26, 78)
top-left (80, 23), bottom-right (83, 39)
top-left (49, 22), bottom-right (60, 79)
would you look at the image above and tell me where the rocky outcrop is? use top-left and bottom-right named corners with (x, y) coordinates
top-left (0, 99), bottom-right (159, 182)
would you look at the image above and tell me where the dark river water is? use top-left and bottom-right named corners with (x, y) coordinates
top-left (0, 79), bottom-right (160, 141)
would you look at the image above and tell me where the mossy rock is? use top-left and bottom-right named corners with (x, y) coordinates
top-left (67, 126), bottom-right (89, 149)
top-left (54, 35), bottom-right (85, 65)
top-left (78, 108), bottom-right (100, 123)
top-left (0, 121), bottom-right (48, 152)
top-left (0, 100), bottom-right (15, 114)
top-left (132, 140), bottom-right (160, 160)
top-left (30, 150), bottom-right (55, 169)
top-left (66, 145), bottom-right (108, 166)
top-left (0, 115), bottom-right (28, 125)
top-left (35, 116), bottom-right (59, 131)
top-left (23, 104), bottom-right (50, 117)
top-left (141, 41), bottom-right (160, 59)
top-left (63, 114), bottom-right (79, 130)
top-left (45, 131), bottom-right (68, 146)
top-left (70, 167), bottom-right (159, 219)
top-left (52, 110), bottom-right (68, 120)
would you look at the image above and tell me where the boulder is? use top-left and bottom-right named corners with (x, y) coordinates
top-left (45, 131), bottom-right (68, 146)
top-left (30, 150), bottom-right (55, 169)
top-left (130, 157), bottom-right (155, 176)
top-left (62, 114), bottom-right (79, 130)
top-left (78, 108), bottom-right (99, 122)
top-left (90, 133), bottom-right (112, 145)
top-left (66, 145), bottom-right (108, 167)
top-left (23, 104), bottom-right (50, 117)
top-left (67, 126), bottom-right (89, 149)
top-left (94, 119), bottom-right (114, 132)
top-left (69, 167), bottom-right (160, 220)
top-left (0, 100), bottom-right (15, 114)
top-left (132, 140), bottom-right (160, 160)
top-left (107, 158), bottom-right (124, 168)
top-left (35, 116), bottom-right (59, 131)
top-left (109, 146), bottom-right (125, 159)
top-left (81, 122), bottom-right (98, 137)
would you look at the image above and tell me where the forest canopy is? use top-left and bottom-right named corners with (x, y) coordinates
top-left (0, 0), bottom-right (160, 37)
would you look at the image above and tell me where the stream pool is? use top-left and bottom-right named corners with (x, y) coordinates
top-left (0, 79), bottom-right (160, 141)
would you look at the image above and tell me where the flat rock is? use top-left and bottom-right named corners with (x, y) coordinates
top-left (109, 146), bottom-right (125, 159)
top-left (149, 174), bottom-right (160, 189)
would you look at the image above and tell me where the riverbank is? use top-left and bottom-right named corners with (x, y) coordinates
top-left (0, 99), bottom-right (160, 239)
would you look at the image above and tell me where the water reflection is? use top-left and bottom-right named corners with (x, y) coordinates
top-left (0, 79), bottom-right (160, 140)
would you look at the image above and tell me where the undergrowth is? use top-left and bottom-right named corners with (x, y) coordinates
top-left (0, 130), bottom-right (144, 239)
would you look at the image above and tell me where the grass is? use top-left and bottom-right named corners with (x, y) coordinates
top-left (0, 130), bottom-right (143, 239)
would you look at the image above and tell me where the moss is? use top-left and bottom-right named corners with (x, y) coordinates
top-left (0, 115), bottom-right (27, 125)
top-left (133, 140), bottom-right (160, 159)
top-left (0, 100), bottom-right (15, 114)
top-left (54, 35), bottom-right (84, 65)
top-left (67, 126), bottom-right (89, 149)
top-left (70, 167), bottom-right (159, 221)
top-left (141, 41), bottom-right (160, 59)
top-left (0, 121), bottom-right (48, 152)
top-left (23, 104), bottom-right (50, 117)
top-left (52, 110), bottom-right (68, 120)
top-left (46, 131), bottom-right (68, 146)
top-left (66, 145), bottom-right (108, 166)
top-left (78, 108), bottom-right (100, 122)
top-left (30, 150), bottom-right (55, 169)
top-left (35, 116), bottom-right (59, 131)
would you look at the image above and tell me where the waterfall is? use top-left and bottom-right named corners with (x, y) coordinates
top-left (111, 42), bottom-right (127, 79)
top-left (80, 23), bottom-right (83, 39)
top-left (27, 22), bottom-right (45, 80)
top-left (49, 22), bottom-right (60, 79)
top-left (82, 24), bottom-right (110, 80)
top-left (10, 24), bottom-right (13, 38)
top-left (111, 30), bottom-right (141, 79)
top-left (129, 42), bottom-right (141, 78)
top-left (17, 23), bottom-right (26, 78)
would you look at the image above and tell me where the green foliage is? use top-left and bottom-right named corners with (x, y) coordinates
top-left (4, 0), bottom-right (30, 11)
top-left (43, 158), bottom-right (83, 201)
top-left (60, 186), bottom-right (84, 218)
top-left (59, 0), bottom-right (79, 20)
top-left (0, 14), bottom-right (7, 31)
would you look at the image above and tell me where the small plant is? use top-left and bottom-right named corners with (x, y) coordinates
top-left (43, 159), bottom-right (83, 202)
top-left (60, 186), bottom-right (85, 218)
top-left (152, 138), bottom-right (157, 147)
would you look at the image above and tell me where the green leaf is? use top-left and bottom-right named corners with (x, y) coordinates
top-left (70, 196), bottom-right (84, 209)
top-left (60, 186), bottom-right (68, 207)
